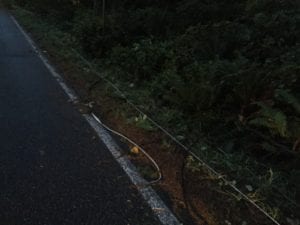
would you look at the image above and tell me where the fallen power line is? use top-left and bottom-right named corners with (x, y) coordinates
top-left (72, 48), bottom-right (281, 225)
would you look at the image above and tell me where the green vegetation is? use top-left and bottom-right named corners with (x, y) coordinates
top-left (3, 0), bottom-right (299, 223)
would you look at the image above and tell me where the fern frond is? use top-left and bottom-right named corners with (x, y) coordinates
top-left (249, 103), bottom-right (287, 137)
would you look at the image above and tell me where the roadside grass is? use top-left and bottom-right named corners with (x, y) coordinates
top-left (11, 6), bottom-right (300, 225)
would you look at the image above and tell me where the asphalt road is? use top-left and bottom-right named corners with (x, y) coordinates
top-left (0, 10), bottom-right (160, 225)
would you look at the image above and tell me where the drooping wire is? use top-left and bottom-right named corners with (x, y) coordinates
top-left (91, 113), bottom-right (162, 185)
top-left (72, 49), bottom-right (281, 225)
top-left (72, 49), bottom-right (280, 225)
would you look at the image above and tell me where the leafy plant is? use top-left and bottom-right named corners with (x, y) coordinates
top-left (248, 102), bottom-right (287, 137)
top-left (109, 39), bottom-right (174, 82)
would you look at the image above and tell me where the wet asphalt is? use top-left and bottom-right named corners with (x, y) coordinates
top-left (0, 10), bottom-right (160, 225)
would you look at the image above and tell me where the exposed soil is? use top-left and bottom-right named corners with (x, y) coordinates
top-left (21, 29), bottom-right (276, 225)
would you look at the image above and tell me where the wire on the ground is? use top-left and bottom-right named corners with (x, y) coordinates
top-left (91, 113), bottom-right (162, 185)
top-left (72, 49), bottom-right (281, 225)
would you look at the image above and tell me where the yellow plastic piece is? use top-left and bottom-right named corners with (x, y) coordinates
top-left (131, 146), bottom-right (140, 155)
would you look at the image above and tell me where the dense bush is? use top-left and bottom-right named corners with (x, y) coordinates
top-left (71, 10), bottom-right (124, 57)
top-left (95, 0), bottom-right (299, 156)
top-left (109, 40), bottom-right (174, 82)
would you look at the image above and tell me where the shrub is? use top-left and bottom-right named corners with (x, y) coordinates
top-left (71, 10), bottom-right (125, 58)
top-left (118, 7), bottom-right (173, 38)
top-left (109, 39), bottom-right (174, 82)
top-left (174, 21), bottom-right (251, 66)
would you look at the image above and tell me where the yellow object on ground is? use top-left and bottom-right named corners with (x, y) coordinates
top-left (131, 146), bottom-right (140, 155)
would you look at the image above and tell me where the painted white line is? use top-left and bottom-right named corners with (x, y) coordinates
top-left (85, 115), bottom-right (180, 225)
top-left (11, 14), bottom-right (181, 225)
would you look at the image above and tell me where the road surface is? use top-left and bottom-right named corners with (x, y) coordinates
top-left (0, 9), bottom-right (160, 225)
